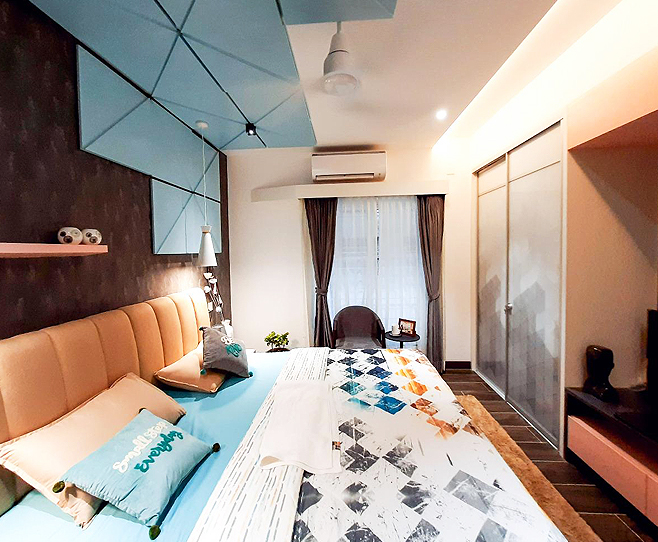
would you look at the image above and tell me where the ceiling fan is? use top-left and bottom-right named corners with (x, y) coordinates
top-left (323, 22), bottom-right (360, 96)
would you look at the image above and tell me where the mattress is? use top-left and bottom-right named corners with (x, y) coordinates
top-left (189, 348), bottom-right (567, 542)
top-left (292, 348), bottom-right (566, 542)
top-left (0, 351), bottom-right (291, 542)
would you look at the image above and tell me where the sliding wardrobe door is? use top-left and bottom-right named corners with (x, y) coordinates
top-left (507, 124), bottom-right (562, 443)
top-left (477, 160), bottom-right (507, 394)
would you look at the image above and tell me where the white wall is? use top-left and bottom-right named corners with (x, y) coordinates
top-left (227, 146), bottom-right (473, 360)
top-left (227, 148), bottom-right (312, 351)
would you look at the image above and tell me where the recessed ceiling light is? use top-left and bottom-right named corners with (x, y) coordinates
top-left (245, 122), bottom-right (257, 136)
top-left (435, 109), bottom-right (448, 121)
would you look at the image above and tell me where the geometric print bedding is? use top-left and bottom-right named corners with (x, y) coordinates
top-left (292, 348), bottom-right (567, 542)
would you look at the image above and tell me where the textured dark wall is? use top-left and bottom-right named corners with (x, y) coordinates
top-left (0, 0), bottom-right (231, 340)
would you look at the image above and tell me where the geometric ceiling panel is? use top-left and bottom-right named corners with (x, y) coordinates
top-left (85, 99), bottom-right (217, 192)
top-left (32, 0), bottom-right (317, 149)
top-left (256, 90), bottom-right (317, 148)
top-left (30, 0), bottom-right (177, 92)
top-left (152, 179), bottom-right (221, 255)
top-left (151, 178), bottom-right (190, 254)
top-left (157, 0), bottom-right (195, 28)
top-left (279, 0), bottom-right (397, 25)
top-left (77, 48), bottom-right (147, 148)
top-left (192, 151), bottom-right (222, 203)
top-left (159, 99), bottom-right (246, 152)
top-left (106, 0), bottom-right (175, 28)
top-left (182, 0), bottom-right (300, 81)
top-left (188, 38), bottom-right (298, 124)
top-left (153, 39), bottom-right (243, 124)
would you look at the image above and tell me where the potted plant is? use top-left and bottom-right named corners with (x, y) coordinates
top-left (264, 331), bottom-right (290, 352)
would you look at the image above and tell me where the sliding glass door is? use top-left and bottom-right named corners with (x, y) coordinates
top-left (507, 127), bottom-right (562, 441)
top-left (476, 123), bottom-right (562, 444)
top-left (477, 160), bottom-right (508, 395)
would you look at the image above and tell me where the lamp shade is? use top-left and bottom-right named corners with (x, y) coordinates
top-left (197, 225), bottom-right (217, 267)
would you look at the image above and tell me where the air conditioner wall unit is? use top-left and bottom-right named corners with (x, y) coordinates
top-left (312, 151), bottom-right (386, 183)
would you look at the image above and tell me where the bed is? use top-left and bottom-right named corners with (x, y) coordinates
top-left (0, 351), bottom-right (290, 541)
top-left (188, 347), bottom-right (566, 542)
top-left (0, 289), bottom-right (566, 542)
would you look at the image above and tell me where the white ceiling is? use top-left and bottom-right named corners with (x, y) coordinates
top-left (286, 0), bottom-right (557, 149)
top-left (444, 0), bottom-right (623, 140)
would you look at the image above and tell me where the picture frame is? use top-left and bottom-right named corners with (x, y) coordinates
top-left (398, 318), bottom-right (416, 336)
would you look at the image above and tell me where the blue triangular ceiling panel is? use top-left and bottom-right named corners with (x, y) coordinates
top-left (156, 0), bottom-right (195, 28)
top-left (87, 100), bottom-right (214, 192)
top-left (279, 0), bottom-right (397, 25)
top-left (151, 179), bottom-right (189, 254)
top-left (30, 0), bottom-right (177, 92)
top-left (153, 39), bottom-right (244, 126)
top-left (77, 47), bottom-right (147, 149)
top-left (189, 38), bottom-right (298, 123)
top-left (191, 151), bottom-right (221, 203)
top-left (182, 0), bottom-right (299, 82)
top-left (160, 99), bottom-right (244, 150)
top-left (257, 90), bottom-right (317, 148)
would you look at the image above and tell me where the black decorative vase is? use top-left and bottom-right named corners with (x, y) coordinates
top-left (583, 345), bottom-right (619, 403)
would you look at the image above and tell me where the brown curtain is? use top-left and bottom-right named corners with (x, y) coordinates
top-left (418, 195), bottom-right (445, 372)
top-left (304, 198), bottom-right (338, 347)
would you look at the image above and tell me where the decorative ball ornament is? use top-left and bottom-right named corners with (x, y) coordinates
top-left (57, 227), bottom-right (82, 245)
top-left (81, 228), bottom-right (102, 245)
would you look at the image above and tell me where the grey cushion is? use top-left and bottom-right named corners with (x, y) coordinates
top-left (201, 327), bottom-right (249, 378)
top-left (335, 337), bottom-right (383, 349)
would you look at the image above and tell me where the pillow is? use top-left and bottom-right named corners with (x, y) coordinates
top-left (154, 343), bottom-right (225, 393)
top-left (57, 409), bottom-right (215, 539)
top-left (201, 326), bottom-right (250, 378)
top-left (0, 373), bottom-right (185, 526)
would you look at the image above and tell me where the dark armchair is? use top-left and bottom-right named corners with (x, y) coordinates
top-left (332, 306), bottom-right (386, 349)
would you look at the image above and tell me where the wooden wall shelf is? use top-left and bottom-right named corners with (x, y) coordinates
top-left (0, 243), bottom-right (108, 258)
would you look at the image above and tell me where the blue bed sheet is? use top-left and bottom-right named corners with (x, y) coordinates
top-left (0, 352), bottom-right (289, 542)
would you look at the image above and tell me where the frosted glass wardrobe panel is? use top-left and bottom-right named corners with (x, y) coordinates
top-left (478, 159), bottom-right (506, 195)
top-left (507, 162), bottom-right (562, 442)
top-left (508, 123), bottom-right (562, 181)
top-left (477, 186), bottom-right (507, 394)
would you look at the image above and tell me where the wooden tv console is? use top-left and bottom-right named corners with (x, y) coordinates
top-left (566, 388), bottom-right (658, 524)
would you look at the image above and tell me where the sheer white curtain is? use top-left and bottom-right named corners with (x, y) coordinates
top-left (329, 196), bottom-right (427, 352)
top-left (329, 198), bottom-right (378, 313)
top-left (377, 197), bottom-right (427, 351)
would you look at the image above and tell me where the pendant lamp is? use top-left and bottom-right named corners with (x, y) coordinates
top-left (195, 120), bottom-right (217, 268)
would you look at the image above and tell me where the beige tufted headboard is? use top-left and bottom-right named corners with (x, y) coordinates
top-left (0, 288), bottom-right (210, 516)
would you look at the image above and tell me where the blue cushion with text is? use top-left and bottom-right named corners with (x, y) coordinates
top-left (59, 409), bottom-right (211, 530)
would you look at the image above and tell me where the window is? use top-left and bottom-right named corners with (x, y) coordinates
top-left (329, 196), bottom-right (428, 351)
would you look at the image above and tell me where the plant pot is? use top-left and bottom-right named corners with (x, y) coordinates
top-left (266, 347), bottom-right (290, 353)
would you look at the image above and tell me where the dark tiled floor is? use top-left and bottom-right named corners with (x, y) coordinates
top-left (444, 369), bottom-right (658, 542)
